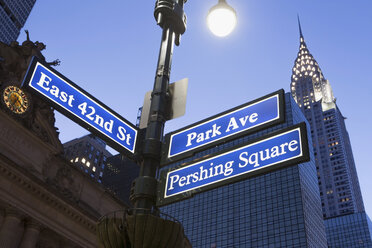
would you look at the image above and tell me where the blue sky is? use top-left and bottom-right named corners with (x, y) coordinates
top-left (19, 1), bottom-right (372, 216)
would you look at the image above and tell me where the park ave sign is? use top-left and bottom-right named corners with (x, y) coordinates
top-left (162, 90), bottom-right (285, 164)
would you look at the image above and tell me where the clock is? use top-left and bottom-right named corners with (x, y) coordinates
top-left (2, 85), bottom-right (30, 115)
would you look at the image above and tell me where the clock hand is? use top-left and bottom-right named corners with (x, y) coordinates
top-left (14, 97), bottom-right (23, 107)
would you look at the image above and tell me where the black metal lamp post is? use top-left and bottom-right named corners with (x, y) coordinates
top-left (97, 0), bottom-right (236, 247)
top-left (132, 0), bottom-right (237, 213)
top-left (131, 0), bottom-right (187, 211)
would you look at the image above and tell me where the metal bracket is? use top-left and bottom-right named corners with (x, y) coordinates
top-left (156, 65), bottom-right (171, 79)
top-left (130, 176), bottom-right (158, 204)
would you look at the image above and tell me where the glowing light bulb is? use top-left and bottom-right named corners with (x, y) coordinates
top-left (207, 0), bottom-right (237, 37)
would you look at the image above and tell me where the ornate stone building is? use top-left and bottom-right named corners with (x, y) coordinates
top-left (0, 34), bottom-right (127, 247)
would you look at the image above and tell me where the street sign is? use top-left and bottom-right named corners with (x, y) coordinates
top-left (162, 90), bottom-right (284, 165)
top-left (22, 57), bottom-right (138, 156)
top-left (157, 122), bottom-right (309, 206)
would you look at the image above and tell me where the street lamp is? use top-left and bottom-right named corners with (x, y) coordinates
top-left (98, 0), bottom-right (237, 246)
top-left (207, 0), bottom-right (237, 37)
top-left (134, 0), bottom-right (236, 215)
top-left (133, 0), bottom-right (236, 211)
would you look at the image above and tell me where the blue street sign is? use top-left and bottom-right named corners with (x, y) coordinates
top-left (163, 90), bottom-right (284, 164)
top-left (157, 123), bottom-right (309, 206)
top-left (22, 57), bottom-right (138, 155)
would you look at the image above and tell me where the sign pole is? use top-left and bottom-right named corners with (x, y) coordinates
top-left (131, 0), bottom-right (187, 211)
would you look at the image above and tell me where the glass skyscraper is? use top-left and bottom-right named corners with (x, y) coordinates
top-left (325, 212), bottom-right (372, 247)
top-left (63, 134), bottom-right (111, 183)
top-left (103, 154), bottom-right (139, 206)
top-left (0, 0), bottom-right (36, 44)
top-left (290, 20), bottom-right (364, 218)
top-left (160, 93), bottom-right (327, 247)
top-left (290, 19), bottom-right (372, 247)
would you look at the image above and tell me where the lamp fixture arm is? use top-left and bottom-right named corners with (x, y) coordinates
top-left (154, 0), bottom-right (187, 46)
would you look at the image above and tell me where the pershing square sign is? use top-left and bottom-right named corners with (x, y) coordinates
top-left (162, 90), bottom-right (284, 164)
top-left (157, 123), bottom-right (309, 206)
top-left (22, 57), bottom-right (138, 156)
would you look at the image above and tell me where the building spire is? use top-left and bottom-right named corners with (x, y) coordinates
top-left (290, 17), bottom-right (335, 111)
top-left (297, 14), bottom-right (303, 38)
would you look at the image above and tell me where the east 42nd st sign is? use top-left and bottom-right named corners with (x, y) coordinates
top-left (22, 57), bottom-right (138, 157)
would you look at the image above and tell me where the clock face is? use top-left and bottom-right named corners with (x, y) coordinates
top-left (2, 86), bottom-right (30, 114)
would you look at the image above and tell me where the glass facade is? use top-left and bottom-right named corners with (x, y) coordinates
top-left (0, 0), bottom-right (36, 44)
top-left (63, 134), bottom-right (112, 182)
top-left (103, 154), bottom-right (139, 205)
top-left (160, 93), bottom-right (327, 247)
top-left (325, 212), bottom-right (372, 248)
